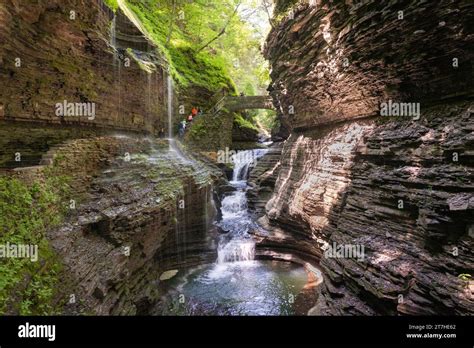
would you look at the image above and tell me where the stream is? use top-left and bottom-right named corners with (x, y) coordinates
top-left (159, 149), bottom-right (308, 316)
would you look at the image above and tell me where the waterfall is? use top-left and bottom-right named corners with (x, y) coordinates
top-left (110, 15), bottom-right (116, 47)
top-left (110, 15), bottom-right (118, 64)
top-left (167, 74), bottom-right (174, 139)
top-left (147, 73), bottom-right (152, 118)
top-left (109, 15), bottom-right (123, 122)
top-left (217, 240), bottom-right (255, 263)
top-left (216, 149), bottom-right (268, 264)
top-left (232, 149), bottom-right (269, 182)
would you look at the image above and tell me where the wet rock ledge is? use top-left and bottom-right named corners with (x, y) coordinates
top-left (256, 0), bottom-right (474, 315)
top-left (11, 134), bottom-right (223, 315)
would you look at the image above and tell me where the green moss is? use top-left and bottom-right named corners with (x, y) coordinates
top-left (234, 113), bottom-right (258, 131)
top-left (141, 159), bottom-right (190, 201)
top-left (127, 50), bottom-right (156, 74)
top-left (124, 0), bottom-right (235, 93)
top-left (0, 172), bottom-right (71, 315)
top-left (189, 122), bottom-right (207, 138)
top-left (185, 111), bottom-right (234, 151)
top-left (103, 0), bottom-right (119, 11)
top-left (154, 178), bottom-right (184, 201)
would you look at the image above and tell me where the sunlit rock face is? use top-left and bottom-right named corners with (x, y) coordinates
top-left (264, 0), bottom-right (474, 134)
top-left (0, 0), bottom-right (166, 133)
top-left (261, 0), bottom-right (474, 315)
top-left (247, 143), bottom-right (283, 218)
top-left (255, 103), bottom-right (474, 315)
top-left (254, 121), bottom-right (374, 262)
top-left (313, 103), bottom-right (474, 315)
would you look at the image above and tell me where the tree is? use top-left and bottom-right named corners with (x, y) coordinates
top-left (197, 1), bottom-right (242, 53)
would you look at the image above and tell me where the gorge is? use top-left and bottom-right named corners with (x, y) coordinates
top-left (0, 0), bottom-right (472, 318)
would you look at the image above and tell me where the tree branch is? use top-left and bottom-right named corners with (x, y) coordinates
top-left (262, 0), bottom-right (275, 30)
top-left (197, 1), bottom-right (242, 53)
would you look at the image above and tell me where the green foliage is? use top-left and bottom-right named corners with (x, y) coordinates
top-left (185, 111), bottom-right (234, 151)
top-left (124, 0), bottom-right (237, 93)
top-left (234, 113), bottom-right (258, 131)
top-left (256, 109), bottom-right (278, 132)
top-left (103, 0), bottom-right (119, 12)
top-left (114, 0), bottom-right (271, 96)
top-left (105, 0), bottom-right (274, 130)
top-left (0, 173), bottom-right (71, 315)
top-left (189, 121), bottom-right (207, 138)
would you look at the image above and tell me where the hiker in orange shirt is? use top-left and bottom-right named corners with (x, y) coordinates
top-left (191, 107), bottom-right (198, 117)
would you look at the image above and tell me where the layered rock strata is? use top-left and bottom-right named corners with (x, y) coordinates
top-left (254, 121), bottom-right (374, 263)
top-left (314, 103), bottom-right (474, 315)
top-left (0, 0), bottom-right (167, 133)
top-left (253, 103), bottom-right (473, 315)
top-left (259, 0), bottom-right (474, 315)
top-left (265, 0), bottom-right (474, 134)
top-left (247, 142), bottom-right (283, 218)
top-left (36, 136), bottom-right (220, 315)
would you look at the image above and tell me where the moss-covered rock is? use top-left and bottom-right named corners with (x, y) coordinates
top-left (0, 171), bottom-right (70, 315)
top-left (232, 113), bottom-right (259, 143)
top-left (123, 0), bottom-right (236, 94)
top-left (184, 111), bottom-right (234, 152)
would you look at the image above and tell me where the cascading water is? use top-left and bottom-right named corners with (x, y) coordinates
top-left (110, 16), bottom-right (117, 62)
top-left (167, 74), bottom-right (174, 139)
top-left (216, 149), bottom-right (268, 263)
top-left (110, 15), bottom-right (122, 122)
top-left (159, 147), bottom-right (310, 315)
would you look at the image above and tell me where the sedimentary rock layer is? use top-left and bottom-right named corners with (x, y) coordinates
top-left (254, 103), bottom-right (473, 315)
top-left (38, 136), bottom-right (220, 315)
top-left (247, 142), bottom-right (283, 218)
top-left (260, 0), bottom-right (474, 316)
top-left (254, 120), bottom-right (374, 263)
top-left (265, 0), bottom-right (474, 134)
top-left (0, 0), bottom-right (167, 133)
top-left (314, 103), bottom-right (474, 315)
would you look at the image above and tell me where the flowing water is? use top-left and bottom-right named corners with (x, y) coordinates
top-left (159, 149), bottom-right (309, 316)
top-left (167, 74), bottom-right (174, 139)
top-left (110, 16), bottom-right (117, 62)
top-left (110, 15), bottom-right (122, 122)
top-left (217, 149), bottom-right (269, 262)
top-left (165, 75), bottom-right (191, 164)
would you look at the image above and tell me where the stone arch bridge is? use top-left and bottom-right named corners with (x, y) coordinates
top-left (224, 96), bottom-right (275, 111)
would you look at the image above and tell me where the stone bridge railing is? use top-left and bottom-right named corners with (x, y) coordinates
top-left (203, 92), bottom-right (275, 117)
top-left (224, 96), bottom-right (275, 111)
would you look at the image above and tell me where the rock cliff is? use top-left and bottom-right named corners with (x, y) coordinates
top-left (256, 0), bottom-right (474, 315)
top-left (43, 137), bottom-right (220, 315)
top-left (265, 0), bottom-right (474, 134)
top-left (312, 103), bottom-right (473, 315)
top-left (0, 0), bottom-right (167, 133)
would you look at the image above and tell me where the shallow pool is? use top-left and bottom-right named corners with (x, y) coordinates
top-left (159, 260), bottom-right (308, 316)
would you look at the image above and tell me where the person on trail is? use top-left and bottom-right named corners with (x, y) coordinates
top-left (179, 120), bottom-right (186, 138)
top-left (187, 114), bottom-right (193, 123)
top-left (191, 107), bottom-right (198, 117)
